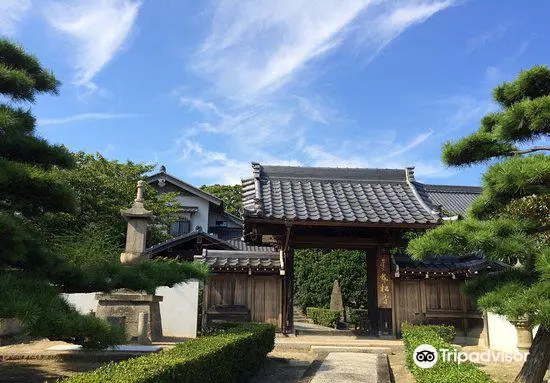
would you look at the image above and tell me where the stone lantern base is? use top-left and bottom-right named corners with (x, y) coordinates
top-left (95, 291), bottom-right (163, 342)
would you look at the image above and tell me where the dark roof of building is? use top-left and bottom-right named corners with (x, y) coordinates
top-left (242, 163), bottom-right (442, 225)
top-left (414, 183), bottom-right (482, 216)
top-left (225, 238), bottom-right (275, 252)
top-left (145, 229), bottom-right (274, 256)
top-left (145, 229), bottom-right (237, 255)
top-left (147, 169), bottom-right (222, 206)
top-left (180, 206), bottom-right (199, 213)
top-left (196, 249), bottom-right (281, 271)
top-left (392, 253), bottom-right (507, 278)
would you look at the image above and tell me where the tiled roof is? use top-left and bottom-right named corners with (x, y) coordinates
top-left (225, 238), bottom-right (275, 252)
top-left (392, 253), bottom-right (507, 278)
top-left (242, 163), bottom-right (441, 225)
top-left (180, 206), bottom-right (199, 213)
top-left (414, 183), bottom-right (482, 216)
top-left (145, 229), bottom-right (236, 255)
top-left (196, 249), bottom-right (281, 270)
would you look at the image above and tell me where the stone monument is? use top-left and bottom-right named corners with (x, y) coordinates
top-left (330, 279), bottom-right (344, 321)
top-left (95, 181), bottom-right (163, 343)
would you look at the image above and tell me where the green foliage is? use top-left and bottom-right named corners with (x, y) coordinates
top-left (0, 271), bottom-right (126, 349)
top-left (0, 39), bottom-right (207, 348)
top-left (401, 324), bottom-right (493, 383)
top-left (407, 218), bottom-right (538, 266)
top-left (60, 323), bottom-right (275, 383)
top-left (306, 307), bottom-right (340, 328)
top-left (470, 154), bottom-right (550, 219)
top-left (409, 65), bottom-right (550, 381)
top-left (347, 308), bottom-right (369, 331)
top-left (294, 249), bottom-right (367, 310)
top-left (44, 152), bottom-right (181, 246)
top-left (199, 184), bottom-right (243, 217)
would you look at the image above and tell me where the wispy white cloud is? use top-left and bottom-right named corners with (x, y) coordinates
top-left (39, 112), bottom-right (138, 125)
top-left (387, 130), bottom-right (433, 157)
top-left (0, 0), bottom-right (31, 35)
top-left (358, 0), bottom-right (454, 60)
top-left (301, 142), bottom-right (452, 178)
top-left (436, 95), bottom-right (497, 129)
top-left (465, 23), bottom-right (509, 54)
top-left (196, 0), bottom-right (455, 98)
top-left (171, 1), bottom-right (455, 183)
top-left (44, 0), bottom-right (142, 91)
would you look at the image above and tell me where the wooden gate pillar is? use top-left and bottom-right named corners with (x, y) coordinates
top-left (376, 247), bottom-right (393, 336)
top-left (283, 248), bottom-right (294, 334)
top-left (367, 246), bottom-right (394, 337)
top-left (366, 250), bottom-right (379, 335)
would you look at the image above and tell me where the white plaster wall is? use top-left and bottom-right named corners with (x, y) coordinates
top-left (487, 313), bottom-right (540, 353)
top-left (157, 281), bottom-right (199, 338)
top-left (177, 195), bottom-right (210, 230)
top-left (64, 282), bottom-right (199, 339)
top-left (64, 293), bottom-right (97, 314)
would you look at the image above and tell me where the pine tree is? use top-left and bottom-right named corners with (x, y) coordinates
top-left (0, 39), bottom-right (208, 348)
top-left (407, 66), bottom-right (550, 383)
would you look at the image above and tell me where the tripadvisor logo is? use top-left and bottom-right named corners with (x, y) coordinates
top-left (413, 344), bottom-right (438, 368)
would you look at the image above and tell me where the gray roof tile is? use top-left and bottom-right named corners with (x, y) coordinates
top-left (242, 164), bottom-right (441, 225)
top-left (197, 250), bottom-right (281, 270)
top-left (414, 183), bottom-right (482, 216)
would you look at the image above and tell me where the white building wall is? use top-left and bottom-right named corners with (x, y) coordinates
top-left (487, 312), bottom-right (539, 353)
top-left (177, 195), bottom-right (210, 230)
top-left (64, 293), bottom-right (97, 315)
top-left (487, 313), bottom-right (519, 353)
top-left (64, 282), bottom-right (199, 339)
top-left (157, 281), bottom-right (199, 338)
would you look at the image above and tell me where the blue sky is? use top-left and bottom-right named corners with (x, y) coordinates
top-left (2, 0), bottom-right (548, 185)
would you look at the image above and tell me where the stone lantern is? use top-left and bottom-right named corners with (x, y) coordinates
top-left (120, 180), bottom-right (154, 264)
top-left (95, 181), bottom-right (163, 343)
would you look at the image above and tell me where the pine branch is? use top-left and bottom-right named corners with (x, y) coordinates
top-left (511, 146), bottom-right (550, 155)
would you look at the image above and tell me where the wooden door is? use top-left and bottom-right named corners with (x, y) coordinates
top-left (251, 276), bottom-right (282, 326)
top-left (395, 280), bottom-right (422, 334)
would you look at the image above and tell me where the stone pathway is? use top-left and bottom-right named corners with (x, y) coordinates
top-left (310, 353), bottom-right (390, 383)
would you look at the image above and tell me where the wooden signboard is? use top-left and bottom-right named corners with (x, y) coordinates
top-left (376, 252), bottom-right (392, 309)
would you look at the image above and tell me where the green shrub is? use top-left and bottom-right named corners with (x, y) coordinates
top-left (295, 249), bottom-right (367, 310)
top-left (401, 323), bottom-right (493, 383)
top-left (306, 307), bottom-right (340, 328)
top-left (348, 308), bottom-right (369, 332)
top-left (61, 323), bottom-right (275, 383)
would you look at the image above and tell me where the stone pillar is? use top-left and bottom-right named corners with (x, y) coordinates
top-left (96, 181), bottom-right (164, 342)
top-left (96, 291), bottom-right (163, 342)
top-left (120, 180), bottom-right (154, 264)
top-left (138, 312), bottom-right (151, 345)
top-left (512, 319), bottom-right (533, 352)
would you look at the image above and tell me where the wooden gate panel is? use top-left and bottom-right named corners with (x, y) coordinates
top-left (395, 280), bottom-right (421, 334)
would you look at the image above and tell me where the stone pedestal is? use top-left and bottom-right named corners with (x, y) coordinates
top-left (512, 320), bottom-right (533, 352)
top-left (95, 291), bottom-right (163, 342)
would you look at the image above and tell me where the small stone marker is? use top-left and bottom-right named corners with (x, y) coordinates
top-left (330, 280), bottom-right (344, 321)
top-left (138, 312), bottom-right (151, 345)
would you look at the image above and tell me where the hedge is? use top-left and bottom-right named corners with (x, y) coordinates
top-left (348, 308), bottom-right (369, 332)
top-left (306, 307), bottom-right (340, 328)
top-left (402, 323), bottom-right (494, 383)
top-left (61, 323), bottom-right (275, 383)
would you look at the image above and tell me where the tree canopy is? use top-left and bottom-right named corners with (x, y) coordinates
top-left (200, 184), bottom-right (243, 217)
top-left (407, 66), bottom-right (550, 383)
top-left (0, 39), bottom-right (207, 348)
top-left (294, 249), bottom-right (367, 311)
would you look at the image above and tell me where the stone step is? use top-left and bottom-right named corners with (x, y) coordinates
top-left (275, 341), bottom-right (401, 353)
top-left (309, 353), bottom-right (391, 383)
top-left (296, 328), bottom-right (355, 337)
top-left (311, 346), bottom-right (392, 355)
